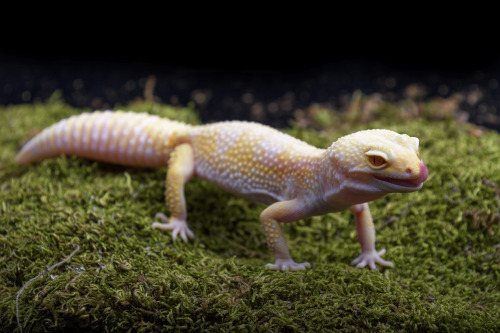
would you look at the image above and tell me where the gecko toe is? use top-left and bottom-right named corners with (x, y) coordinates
top-left (154, 212), bottom-right (169, 223)
top-left (266, 259), bottom-right (311, 271)
top-left (352, 248), bottom-right (394, 269)
top-left (152, 216), bottom-right (195, 242)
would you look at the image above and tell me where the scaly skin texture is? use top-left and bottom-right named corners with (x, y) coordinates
top-left (17, 111), bottom-right (428, 271)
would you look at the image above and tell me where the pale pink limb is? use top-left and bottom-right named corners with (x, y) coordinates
top-left (350, 203), bottom-right (394, 269)
top-left (260, 199), bottom-right (311, 271)
top-left (151, 143), bottom-right (196, 242)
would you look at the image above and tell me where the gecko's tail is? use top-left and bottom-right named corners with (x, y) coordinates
top-left (16, 111), bottom-right (193, 167)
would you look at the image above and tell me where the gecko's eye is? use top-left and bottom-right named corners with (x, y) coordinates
top-left (366, 151), bottom-right (388, 169)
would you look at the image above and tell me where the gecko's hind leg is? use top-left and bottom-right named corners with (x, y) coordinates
top-left (152, 143), bottom-right (195, 242)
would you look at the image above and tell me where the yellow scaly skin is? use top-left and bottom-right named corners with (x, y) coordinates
top-left (17, 111), bottom-right (428, 271)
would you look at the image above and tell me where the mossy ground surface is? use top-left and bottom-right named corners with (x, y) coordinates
top-left (1, 96), bottom-right (499, 332)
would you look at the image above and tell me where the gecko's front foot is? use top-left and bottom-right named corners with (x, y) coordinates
top-left (351, 248), bottom-right (394, 270)
top-left (265, 259), bottom-right (311, 271)
top-left (152, 213), bottom-right (195, 242)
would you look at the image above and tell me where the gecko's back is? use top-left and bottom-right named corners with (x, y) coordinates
top-left (190, 121), bottom-right (324, 203)
top-left (16, 111), bottom-right (193, 167)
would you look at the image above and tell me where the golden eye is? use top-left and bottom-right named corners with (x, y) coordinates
top-left (365, 150), bottom-right (388, 169)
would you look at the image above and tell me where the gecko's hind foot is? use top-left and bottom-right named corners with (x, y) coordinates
top-left (265, 259), bottom-right (311, 271)
top-left (351, 248), bottom-right (394, 270)
top-left (152, 213), bottom-right (195, 242)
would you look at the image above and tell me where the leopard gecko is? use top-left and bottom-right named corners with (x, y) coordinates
top-left (16, 111), bottom-right (428, 271)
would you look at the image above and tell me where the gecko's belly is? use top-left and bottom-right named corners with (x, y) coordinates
top-left (195, 165), bottom-right (285, 205)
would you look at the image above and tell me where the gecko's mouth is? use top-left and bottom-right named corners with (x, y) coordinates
top-left (374, 176), bottom-right (424, 189)
top-left (374, 160), bottom-right (428, 190)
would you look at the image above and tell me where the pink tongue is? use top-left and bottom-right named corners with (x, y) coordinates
top-left (420, 160), bottom-right (429, 182)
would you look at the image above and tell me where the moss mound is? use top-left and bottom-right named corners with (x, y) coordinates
top-left (1, 96), bottom-right (499, 332)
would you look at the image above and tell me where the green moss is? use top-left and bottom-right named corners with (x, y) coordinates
top-left (1, 96), bottom-right (499, 332)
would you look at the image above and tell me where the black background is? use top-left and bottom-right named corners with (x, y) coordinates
top-left (2, 27), bottom-right (500, 130)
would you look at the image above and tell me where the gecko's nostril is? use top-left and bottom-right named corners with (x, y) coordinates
top-left (405, 168), bottom-right (412, 174)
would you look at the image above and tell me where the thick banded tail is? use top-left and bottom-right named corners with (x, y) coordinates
top-left (16, 111), bottom-right (193, 167)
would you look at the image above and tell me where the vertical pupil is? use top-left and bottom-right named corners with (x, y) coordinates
top-left (371, 156), bottom-right (384, 166)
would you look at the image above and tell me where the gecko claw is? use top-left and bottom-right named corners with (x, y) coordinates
top-left (152, 214), bottom-right (195, 242)
top-left (351, 248), bottom-right (394, 270)
top-left (265, 259), bottom-right (311, 271)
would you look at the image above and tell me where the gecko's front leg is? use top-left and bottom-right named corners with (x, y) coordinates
top-left (350, 203), bottom-right (394, 269)
top-left (152, 143), bottom-right (195, 242)
top-left (260, 199), bottom-right (311, 271)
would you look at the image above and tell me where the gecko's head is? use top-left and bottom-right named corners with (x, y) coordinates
top-left (328, 129), bottom-right (428, 194)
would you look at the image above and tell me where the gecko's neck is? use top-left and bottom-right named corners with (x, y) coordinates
top-left (316, 147), bottom-right (386, 212)
top-left (316, 150), bottom-right (347, 209)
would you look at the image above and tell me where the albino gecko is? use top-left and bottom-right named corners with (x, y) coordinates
top-left (16, 111), bottom-right (428, 271)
